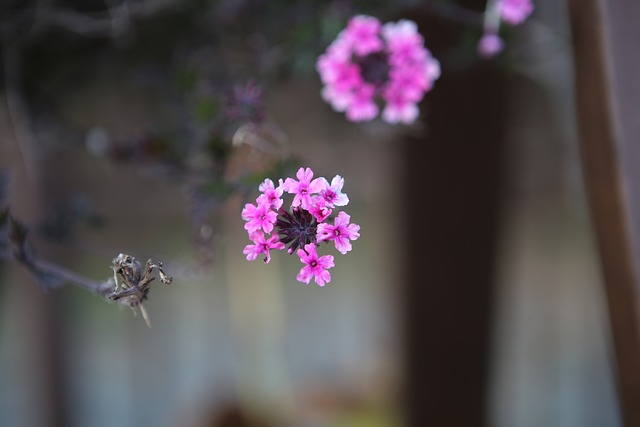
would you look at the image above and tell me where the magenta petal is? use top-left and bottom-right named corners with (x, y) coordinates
top-left (297, 266), bottom-right (313, 284)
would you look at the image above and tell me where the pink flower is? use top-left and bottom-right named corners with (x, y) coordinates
top-left (321, 84), bottom-right (353, 113)
top-left (386, 67), bottom-right (432, 102)
top-left (381, 87), bottom-right (420, 124)
top-left (345, 83), bottom-right (378, 122)
top-left (317, 211), bottom-right (361, 255)
top-left (309, 196), bottom-right (332, 223)
top-left (318, 175), bottom-right (349, 207)
top-left (499, 0), bottom-right (534, 25)
top-left (243, 231), bottom-right (285, 263)
top-left (296, 243), bottom-right (335, 286)
top-left (282, 167), bottom-right (324, 210)
top-left (382, 20), bottom-right (424, 63)
top-left (382, 19), bottom-right (421, 41)
top-left (316, 15), bottom-right (439, 125)
top-left (477, 33), bottom-right (505, 59)
top-left (241, 202), bottom-right (277, 234)
top-left (317, 39), bottom-right (357, 84)
top-left (342, 15), bottom-right (383, 56)
top-left (257, 178), bottom-right (284, 210)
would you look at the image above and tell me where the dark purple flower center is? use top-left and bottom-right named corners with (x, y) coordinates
top-left (275, 207), bottom-right (317, 254)
top-left (356, 52), bottom-right (390, 87)
top-left (324, 190), bottom-right (336, 201)
top-left (310, 260), bottom-right (318, 267)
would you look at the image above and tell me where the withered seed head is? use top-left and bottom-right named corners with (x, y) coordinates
top-left (109, 253), bottom-right (173, 327)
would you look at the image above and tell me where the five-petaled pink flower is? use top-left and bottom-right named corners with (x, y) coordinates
top-left (257, 178), bottom-right (284, 210)
top-left (282, 167), bottom-right (324, 210)
top-left (319, 175), bottom-right (350, 207)
top-left (317, 211), bottom-right (361, 254)
top-left (243, 231), bottom-right (285, 263)
top-left (296, 243), bottom-right (335, 287)
top-left (343, 15), bottom-right (383, 56)
top-left (309, 197), bottom-right (333, 223)
top-left (241, 202), bottom-right (277, 234)
top-left (316, 15), bottom-right (439, 125)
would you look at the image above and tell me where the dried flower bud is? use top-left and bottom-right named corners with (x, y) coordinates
top-left (109, 253), bottom-right (173, 326)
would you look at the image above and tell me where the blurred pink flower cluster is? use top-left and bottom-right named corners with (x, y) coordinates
top-left (499, 0), bottom-right (534, 25)
top-left (478, 0), bottom-right (535, 59)
top-left (242, 167), bottom-right (360, 286)
top-left (316, 15), bottom-right (440, 125)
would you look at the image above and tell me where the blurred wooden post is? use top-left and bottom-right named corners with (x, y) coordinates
top-left (2, 44), bottom-right (69, 427)
top-left (399, 5), bottom-right (507, 425)
top-left (567, 0), bottom-right (640, 425)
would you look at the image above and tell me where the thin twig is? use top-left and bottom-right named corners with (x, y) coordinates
top-left (0, 249), bottom-right (113, 295)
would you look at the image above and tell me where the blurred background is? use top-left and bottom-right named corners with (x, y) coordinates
top-left (0, 0), bottom-right (623, 426)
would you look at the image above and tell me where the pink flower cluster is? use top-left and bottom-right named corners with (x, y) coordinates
top-left (242, 167), bottom-right (360, 287)
top-left (316, 15), bottom-right (440, 125)
top-left (499, 0), bottom-right (534, 26)
top-left (477, 0), bottom-right (534, 59)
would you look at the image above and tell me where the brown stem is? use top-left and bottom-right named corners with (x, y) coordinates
top-left (0, 249), bottom-right (113, 296)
